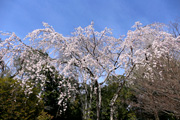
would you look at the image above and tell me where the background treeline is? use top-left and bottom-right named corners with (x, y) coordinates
top-left (0, 64), bottom-right (180, 120)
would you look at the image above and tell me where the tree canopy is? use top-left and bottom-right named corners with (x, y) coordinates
top-left (0, 21), bottom-right (180, 120)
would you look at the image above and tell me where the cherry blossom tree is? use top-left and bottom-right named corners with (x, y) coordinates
top-left (22, 22), bottom-right (132, 120)
top-left (0, 21), bottom-right (179, 120)
top-left (113, 22), bottom-right (180, 120)
top-left (0, 31), bottom-right (75, 116)
top-left (127, 23), bottom-right (180, 120)
top-left (0, 22), bottom-right (129, 120)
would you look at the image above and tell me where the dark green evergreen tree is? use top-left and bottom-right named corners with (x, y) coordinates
top-left (0, 77), bottom-right (43, 120)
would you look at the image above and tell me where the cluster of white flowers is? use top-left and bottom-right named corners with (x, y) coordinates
top-left (0, 21), bottom-right (179, 113)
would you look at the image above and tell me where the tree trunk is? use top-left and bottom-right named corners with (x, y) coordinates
top-left (109, 65), bottom-right (135, 120)
top-left (110, 105), bottom-right (114, 120)
top-left (98, 84), bottom-right (101, 120)
top-left (95, 81), bottom-right (101, 120)
top-left (0, 60), bottom-right (5, 78)
top-left (88, 82), bottom-right (93, 119)
top-left (154, 111), bottom-right (159, 120)
top-left (82, 82), bottom-right (88, 120)
top-left (110, 80), bottom-right (125, 120)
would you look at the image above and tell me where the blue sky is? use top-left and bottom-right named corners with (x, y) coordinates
top-left (0, 0), bottom-right (180, 38)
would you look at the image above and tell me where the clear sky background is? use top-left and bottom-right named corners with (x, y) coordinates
top-left (0, 0), bottom-right (180, 38)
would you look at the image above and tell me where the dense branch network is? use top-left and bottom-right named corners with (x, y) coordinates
top-left (0, 21), bottom-right (179, 118)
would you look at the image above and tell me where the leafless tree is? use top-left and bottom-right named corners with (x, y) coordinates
top-left (131, 55), bottom-right (180, 120)
top-left (169, 18), bottom-right (180, 38)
